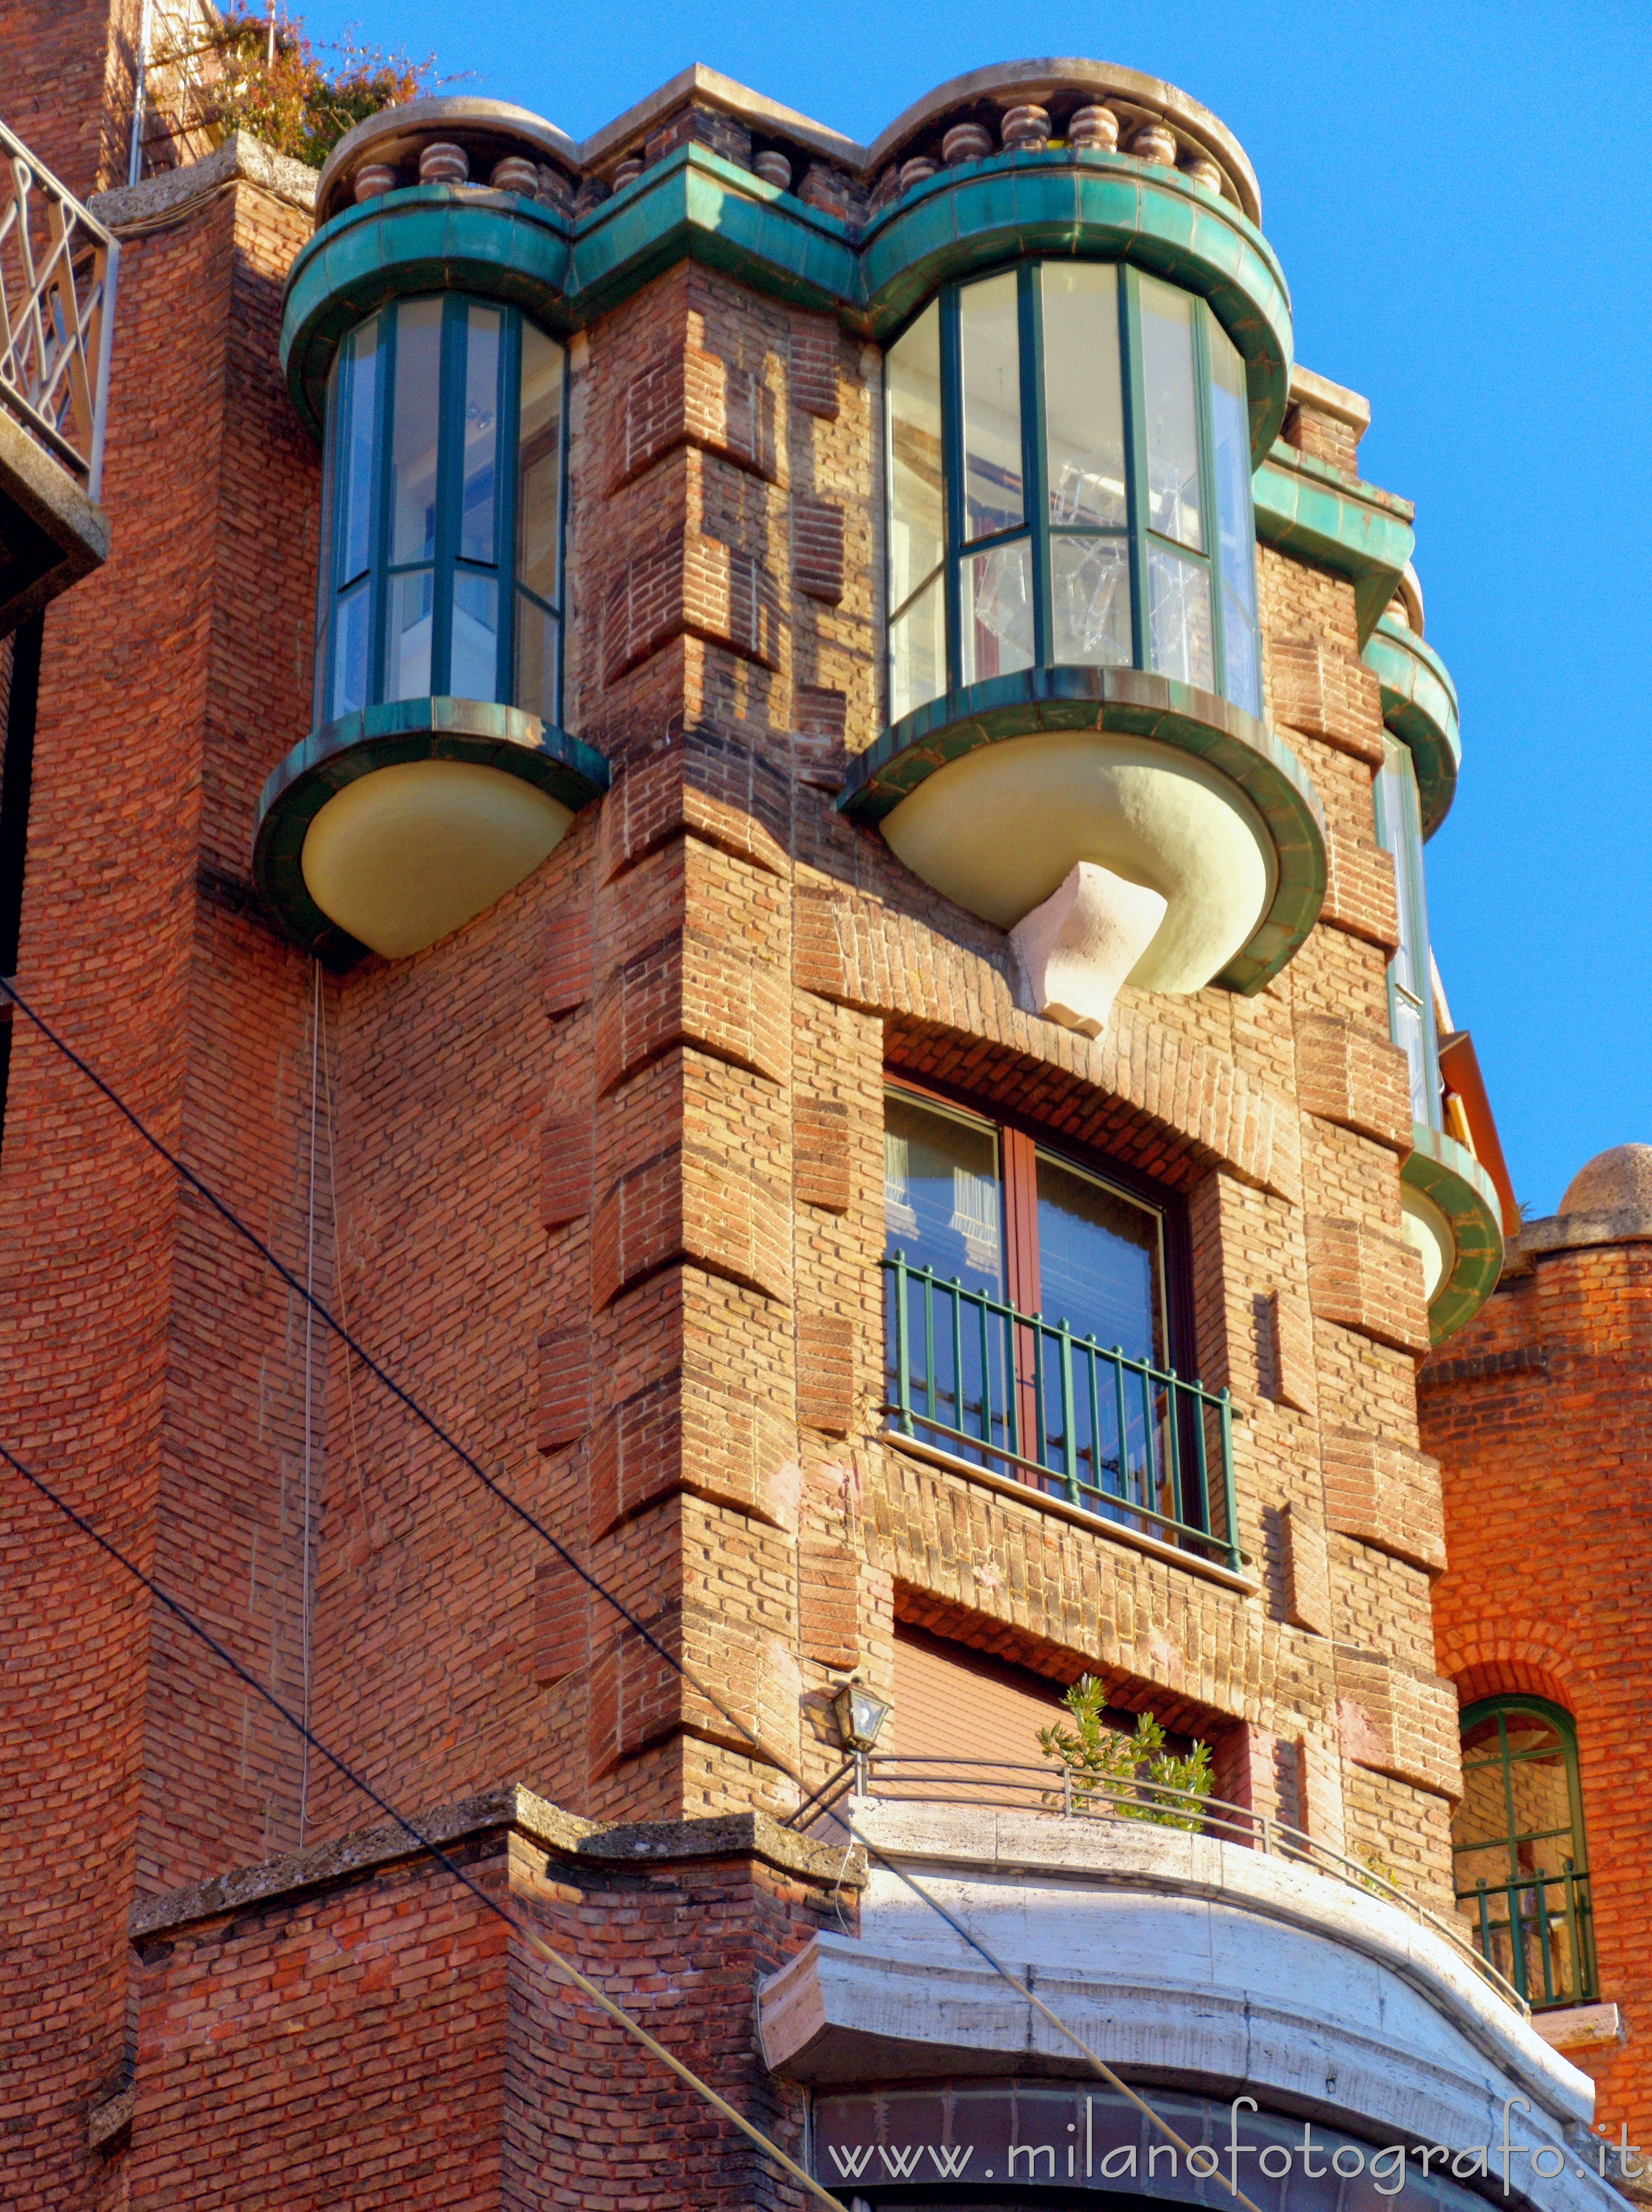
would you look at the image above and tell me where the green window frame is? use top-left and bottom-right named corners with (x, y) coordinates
top-left (1372, 735), bottom-right (1441, 1127)
top-left (314, 293), bottom-right (567, 731)
top-left (884, 261), bottom-right (1262, 729)
top-left (1453, 1695), bottom-right (1597, 2009)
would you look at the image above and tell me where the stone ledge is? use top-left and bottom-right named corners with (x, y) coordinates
top-left (1534, 2002), bottom-right (1622, 2054)
top-left (1515, 1206), bottom-right (1652, 1261)
top-left (89, 132), bottom-right (317, 230)
top-left (86, 2085), bottom-right (133, 2153)
top-left (129, 1783), bottom-right (860, 1941)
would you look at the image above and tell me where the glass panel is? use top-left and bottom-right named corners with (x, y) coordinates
top-left (1453, 1708), bottom-right (1591, 2008)
top-left (517, 320), bottom-right (565, 609)
top-left (887, 300), bottom-right (946, 612)
top-left (514, 593), bottom-right (559, 723)
top-left (1139, 276), bottom-right (1203, 550)
top-left (960, 271), bottom-right (1023, 541)
top-left (884, 1091), bottom-right (1003, 1294)
top-left (1208, 319), bottom-right (1255, 615)
top-left (1041, 264), bottom-right (1126, 528)
top-left (1148, 543), bottom-right (1214, 689)
top-left (459, 306), bottom-right (499, 565)
top-left (1051, 536), bottom-right (1131, 666)
top-left (384, 568), bottom-right (434, 700)
top-left (962, 538), bottom-right (1034, 684)
top-left (890, 570), bottom-right (945, 724)
top-left (338, 314), bottom-right (379, 586)
top-left (389, 299), bottom-right (444, 567)
top-left (331, 580), bottom-right (370, 718)
top-left (451, 569), bottom-right (498, 698)
top-left (1035, 1154), bottom-right (1163, 1366)
top-left (1393, 994), bottom-right (1431, 1124)
top-left (1222, 584), bottom-right (1261, 717)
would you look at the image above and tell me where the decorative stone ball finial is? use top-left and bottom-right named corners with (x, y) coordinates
top-left (1067, 105), bottom-right (1119, 151)
top-left (898, 156), bottom-right (938, 194)
top-left (489, 156), bottom-right (540, 198)
top-left (942, 122), bottom-right (993, 166)
top-left (1559, 1145), bottom-right (1652, 1219)
top-left (418, 141), bottom-right (470, 185)
top-left (1180, 154), bottom-right (1224, 193)
top-left (1127, 120), bottom-right (1179, 167)
top-left (753, 150), bottom-right (793, 189)
top-left (353, 162), bottom-right (398, 203)
top-left (1000, 104), bottom-right (1051, 152)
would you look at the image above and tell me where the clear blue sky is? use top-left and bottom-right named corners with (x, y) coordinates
top-left (305, 0), bottom-right (1651, 1215)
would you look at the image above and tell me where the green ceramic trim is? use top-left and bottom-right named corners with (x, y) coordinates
top-left (1404, 1121), bottom-right (1504, 1346)
top-left (858, 149), bottom-right (1293, 459)
top-left (282, 145), bottom-right (1293, 459)
top-left (1362, 614), bottom-right (1461, 841)
top-left (252, 696), bottom-right (610, 968)
top-left (1254, 441), bottom-right (1415, 646)
top-left (282, 185), bottom-right (575, 439)
top-left (837, 665), bottom-right (1326, 996)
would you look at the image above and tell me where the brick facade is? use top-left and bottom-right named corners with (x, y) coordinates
top-left (0, 40), bottom-right (1556, 2211)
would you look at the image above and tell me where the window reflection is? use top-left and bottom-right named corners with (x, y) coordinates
top-left (1139, 277), bottom-right (1203, 552)
top-left (960, 272), bottom-right (1024, 540)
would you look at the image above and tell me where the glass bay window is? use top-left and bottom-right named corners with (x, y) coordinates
top-left (315, 294), bottom-right (566, 730)
top-left (886, 262), bottom-right (1262, 727)
top-left (1374, 736), bottom-right (1441, 1127)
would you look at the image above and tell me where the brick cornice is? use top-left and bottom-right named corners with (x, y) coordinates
top-left (794, 883), bottom-right (1301, 1203)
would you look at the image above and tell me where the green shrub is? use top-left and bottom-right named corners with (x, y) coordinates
top-left (1037, 1677), bottom-right (1213, 1830)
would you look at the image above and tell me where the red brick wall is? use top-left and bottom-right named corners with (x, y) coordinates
top-left (1423, 1238), bottom-right (1652, 2132)
top-left (0, 0), bottom-right (143, 198)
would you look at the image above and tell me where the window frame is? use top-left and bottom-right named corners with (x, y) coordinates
top-left (1453, 1694), bottom-right (1597, 2009)
top-left (884, 260), bottom-right (1260, 722)
top-left (884, 1070), bottom-right (1197, 1376)
top-left (314, 293), bottom-right (569, 729)
top-left (1373, 734), bottom-right (1441, 1128)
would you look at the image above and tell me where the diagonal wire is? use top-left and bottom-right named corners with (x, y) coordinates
top-left (0, 1439), bottom-right (847, 2212)
top-left (1, 972), bottom-right (1265, 2212)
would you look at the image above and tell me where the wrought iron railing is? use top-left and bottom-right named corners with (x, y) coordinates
top-left (883, 1253), bottom-right (1240, 1574)
top-left (0, 123), bottom-right (120, 499)
top-left (791, 1752), bottom-right (1528, 2017)
top-left (1457, 1864), bottom-right (1596, 2012)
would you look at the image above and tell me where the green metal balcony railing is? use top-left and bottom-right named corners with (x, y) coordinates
top-left (1457, 1864), bottom-right (1596, 2011)
top-left (883, 1253), bottom-right (1240, 1574)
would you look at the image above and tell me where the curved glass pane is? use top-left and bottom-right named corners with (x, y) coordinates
top-left (386, 569), bottom-right (434, 701)
top-left (1208, 320), bottom-right (1261, 713)
top-left (331, 580), bottom-right (370, 719)
top-left (1140, 276), bottom-right (1203, 551)
top-left (339, 315), bottom-right (379, 586)
top-left (515, 594), bottom-right (560, 723)
top-left (459, 306), bottom-right (499, 565)
top-left (451, 569), bottom-right (498, 698)
top-left (389, 299), bottom-right (443, 567)
top-left (888, 300), bottom-right (946, 612)
top-left (960, 272), bottom-right (1023, 541)
top-left (890, 571), bottom-right (945, 723)
top-left (1051, 536), bottom-right (1131, 666)
top-left (962, 538), bottom-right (1034, 684)
top-left (1148, 542), bottom-right (1214, 689)
top-left (1041, 265), bottom-right (1125, 529)
top-left (517, 321), bottom-right (564, 609)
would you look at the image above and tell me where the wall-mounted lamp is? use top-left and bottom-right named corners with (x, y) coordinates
top-left (831, 1678), bottom-right (891, 1754)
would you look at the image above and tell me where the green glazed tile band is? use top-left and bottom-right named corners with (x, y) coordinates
top-left (836, 665), bottom-right (1327, 997)
top-left (1404, 1121), bottom-right (1505, 1347)
top-left (252, 696), bottom-right (610, 969)
top-left (282, 142), bottom-right (1292, 462)
top-left (1362, 614), bottom-right (1462, 840)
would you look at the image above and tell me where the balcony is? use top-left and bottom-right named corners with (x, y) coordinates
top-left (883, 1252), bottom-right (1239, 1574)
top-left (0, 123), bottom-right (118, 635)
top-left (1458, 1864), bottom-right (1596, 2014)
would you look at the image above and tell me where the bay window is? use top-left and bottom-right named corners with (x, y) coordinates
top-left (885, 262), bottom-right (1261, 727)
top-left (1374, 736), bottom-right (1441, 1127)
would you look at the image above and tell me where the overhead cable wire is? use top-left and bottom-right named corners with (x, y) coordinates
top-left (1, 973), bottom-right (1266, 2212)
top-left (0, 1440), bottom-right (848, 2212)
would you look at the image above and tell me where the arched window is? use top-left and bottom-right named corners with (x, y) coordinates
top-left (314, 295), bottom-right (566, 730)
top-left (1452, 1696), bottom-right (1596, 2008)
top-left (885, 261), bottom-right (1261, 728)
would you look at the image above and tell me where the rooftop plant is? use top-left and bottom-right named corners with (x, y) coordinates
top-left (1037, 1677), bottom-right (1213, 1830)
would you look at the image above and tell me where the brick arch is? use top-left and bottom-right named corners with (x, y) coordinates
top-left (1438, 1630), bottom-right (1578, 1718)
top-left (794, 884), bottom-right (1300, 1204)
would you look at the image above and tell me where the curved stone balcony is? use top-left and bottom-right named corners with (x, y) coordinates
top-left (1403, 1122), bottom-right (1506, 1345)
top-left (759, 1790), bottom-right (1612, 2212)
top-left (1364, 565), bottom-right (1461, 838)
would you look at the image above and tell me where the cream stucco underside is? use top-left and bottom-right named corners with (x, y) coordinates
top-left (301, 759), bottom-right (573, 959)
top-left (1402, 1181), bottom-right (1458, 1305)
top-left (880, 731), bottom-right (1277, 995)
